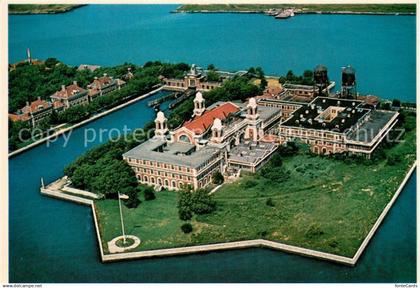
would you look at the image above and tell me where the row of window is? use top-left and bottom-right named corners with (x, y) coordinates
top-left (281, 128), bottom-right (343, 140)
top-left (136, 167), bottom-right (193, 181)
top-left (128, 158), bottom-right (192, 173)
top-left (166, 81), bottom-right (185, 87)
top-left (137, 174), bottom-right (189, 189)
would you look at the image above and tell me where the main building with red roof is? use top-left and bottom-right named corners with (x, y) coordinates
top-left (124, 91), bottom-right (282, 191)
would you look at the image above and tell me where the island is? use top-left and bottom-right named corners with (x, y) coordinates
top-left (33, 61), bottom-right (416, 265)
top-left (174, 4), bottom-right (416, 16)
top-left (8, 4), bottom-right (85, 15)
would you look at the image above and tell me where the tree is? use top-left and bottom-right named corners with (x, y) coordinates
top-left (181, 223), bottom-right (193, 234)
top-left (178, 189), bottom-right (193, 220)
top-left (45, 57), bottom-right (59, 68)
top-left (49, 109), bottom-right (60, 125)
top-left (123, 187), bottom-right (141, 208)
top-left (177, 187), bottom-right (216, 220)
top-left (260, 78), bottom-right (268, 90)
top-left (392, 99), bottom-right (401, 107)
top-left (143, 185), bottom-right (156, 201)
top-left (206, 70), bottom-right (220, 82)
top-left (212, 171), bottom-right (224, 185)
top-left (255, 67), bottom-right (265, 79)
top-left (207, 64), bottom-right (216, 70)
top-left (191, 189), bottom-right (216, 215)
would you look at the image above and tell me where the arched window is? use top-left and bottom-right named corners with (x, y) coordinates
top-left (171, 180), bottom-right (176, 188)
top-left (179, 134), bottom-right (191, 143)
top-left (144, 176), bottom-right (148, 182)
top-left (322, 147), bottom-right (327, 155)
top-left (137, 175), bottom-right (142, 181)
top-left (164, 179), bottom-right (169, 187)
top-left (178, 182), bottom-right (184, 188)
top-left (151, 177), bottom-right (155, 184)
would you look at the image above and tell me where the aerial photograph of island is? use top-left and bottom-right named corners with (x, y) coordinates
top-left (5, 1), bottom-right (417, 284)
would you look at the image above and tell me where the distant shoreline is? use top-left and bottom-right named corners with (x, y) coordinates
top-left (9, 4), bottom-right (86, 15)
top-left (174, 4), bottom-right (416, 16)
top-left (173, 10), bottom-right (415, 16)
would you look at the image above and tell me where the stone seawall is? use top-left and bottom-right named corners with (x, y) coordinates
top-left (41, 162), bottom-right (416, 266)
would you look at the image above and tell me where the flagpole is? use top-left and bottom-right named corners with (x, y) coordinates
top-left (118, 192), bottom-right (126, 244)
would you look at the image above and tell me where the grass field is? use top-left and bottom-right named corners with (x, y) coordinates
top-left (176, 4), bottom-right (416, 14)
top-left (96, 115), bottom-right (416, 257)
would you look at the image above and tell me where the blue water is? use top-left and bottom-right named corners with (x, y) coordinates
top-left (9, 5), bottom-right (416, 102)
top-left (8, 5), bottom-right (416, 283)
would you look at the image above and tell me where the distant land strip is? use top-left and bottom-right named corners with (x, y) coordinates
top-left (174, 4), bottom-right (416, 15)
top-left (8, 4), bottom-right (86, 15)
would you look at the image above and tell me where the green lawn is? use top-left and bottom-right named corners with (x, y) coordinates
top-left (176, 4), bottom-right (416, 14)
top-left (95, 117), bottom-right (416, 257)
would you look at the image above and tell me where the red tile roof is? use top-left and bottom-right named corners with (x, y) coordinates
top-left (91, 76), bottom-right (113, 88)
top-left (53, 101), bottom-right (65, 108)
top-left (9, 113), bottom-right (30, 122)
top-left (21, 99), bottom-right (50, 114)
top-left (9, 98), bottom-right (51, 122)
top-left (52, 84), bottom-right (86, 99)
top-left (183, 102), bottom-right (240, 134)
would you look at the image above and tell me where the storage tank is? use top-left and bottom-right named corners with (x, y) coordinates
top-left (314, 64), bottom-right (329, 96)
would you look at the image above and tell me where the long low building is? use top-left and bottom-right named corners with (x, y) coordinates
top-left (278, 96), bottom-right (399, 158)
top-left (123, 140), bottom-right (223, 190)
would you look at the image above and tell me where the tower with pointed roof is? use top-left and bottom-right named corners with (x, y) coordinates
top-left (193, 91), bottom-right (206, 117)
top-left (154, 111), bottom-right (168, 139)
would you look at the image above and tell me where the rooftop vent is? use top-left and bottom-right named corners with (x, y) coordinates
top-left (352, 102), bottom-right (356, 106)
top-left (322, 99), bottom-right (326, 103)
top-left (322, 123), bottom-right (326, 127)
top-left (305, 110), bottom-right (309, 114)
top-left (341, 119), bottom-right (345, 123)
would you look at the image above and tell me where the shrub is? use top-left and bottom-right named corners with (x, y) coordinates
top-left (181, 223), bottom-right (193, 234)
top-left (179, 208), bottom-right (193, 221)
top-left (387, 154), bottom-right (402, 166)
top-left (270, 154), bottom-right (283, 167)
top-left (212, 171), bottom-right (224, 185)
top-left (278, 141), bottom-right (299, 157)
top-left (143, 186), bottom-right (156, 201)
top-left (266, 198), bottom-right (275, 207)
top-left (260, 166), bottom-right (290, 183)
top-left (305, 224), bottom-right (324, 239)
top-left (243, 179), bottom-right (258, 188)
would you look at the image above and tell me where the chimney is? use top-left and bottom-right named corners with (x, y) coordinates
top-left (61, 85), bottom-right (65, 91)
top-left (73, 81), bottom-right (78, 86)
top-left (37, 96), bottom-right (41, 101)
top-left (26, 101), bottom-right (29, 106)
top-left (94, 76), bottom-right (98, 80)
top-left (103, 73), bottom-right (107, 77)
